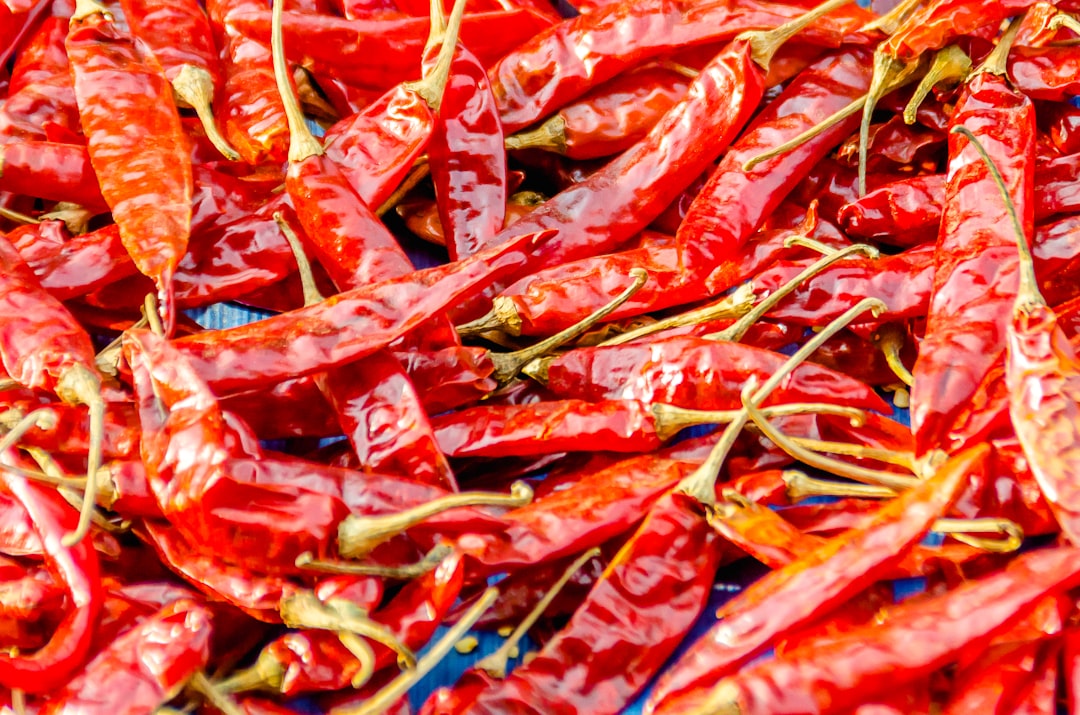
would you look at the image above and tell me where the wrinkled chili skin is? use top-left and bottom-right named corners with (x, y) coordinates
top-left (119, 0), bottom-right (220, 85)
top-left (0, 141), bottom-right (107, 212)
top-left (910, 73), bottom-right (1035, 456)
top-left (544, 336), bottom-right (891, 413)
top-left (490, 0), bottom-right (865, 132)
top-left (431, 44), bottom-right (507, 261)
top-left (1009, 45), bottom-right (1080, 101)
top-left (837, 175), bottom-right (945, 247)
top-left (66, 11), bottom-right (192, 323)
top-left (460, 494), bottom-right (722, 715)
top-left (678, 47), bottom-right (874, 292)
top-left (884, 0), bottom-right (1040, 60)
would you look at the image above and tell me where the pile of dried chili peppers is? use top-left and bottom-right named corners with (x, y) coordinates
top-left (10, 0), bottom-right (1080, 710)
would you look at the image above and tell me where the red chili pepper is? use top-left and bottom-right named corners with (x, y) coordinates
top-left (66, 0), bottom-right (193, 332)
top-left (39, 599), bottom-right (212, 715)
top-left (943, 639), bottom-right (1054, 714)
top-left (504, 64), bottom-right (691, 160)
top-left (646, 445), bottom-right (976, 714)
top-left (429, 43), bottom-right (507, 261)
top-left (883, 0), bottom-right (1039, 60)
top-left (0, 141), bottom-right (106, 212)
top-left (1, 16), bottom-right (79, 144)
top-left (0, 459), bottom-right (102, 693)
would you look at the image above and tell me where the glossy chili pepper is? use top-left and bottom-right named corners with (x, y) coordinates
top-left (0, 18), bottom-right (80, 143)
top-left (539, 335), bottom-right (891, 413)
top-left (66, 0), bottom-right (193, 332)
top-left (646, 445), bottom-right (976, 714)
top-left (429, 43), bottom-right (506, 261)
top-left (942, 639), bottom-right (1051, 714)
top-left (505, 65), bottom-right (691, 160)
top-left (911, 65), bottom-right (1035, 457)
top-left (490, 0), bottom-right (868, 132)
top-left (119, 0), bottom-right (239, 160)
top-left (40, 599), bottom-right (212, 715)
top-left (20, 224), bottom-right (139, 300)
top-left (692, 548), bottom-right (1080, 713)
top-left (883, 0), bottom-right (1039, 60)
top-left (0, 0), bottom-right (51, 74)
top-left (0, 559), bottom-right (63, 622)
top-left (171, 228), bottom-right (552, 395)
top-left (0, 141), bottom-right (107, 212)
top-left (0, 459), bottom-right (102, 693)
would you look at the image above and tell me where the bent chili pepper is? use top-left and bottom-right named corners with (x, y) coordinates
top-left (39, 599), bottom-right (212, 715)
top-left (66, 0), bottom-right (193, 333)
top-left (0, 457), bottom-right (102, 694)
top-left (646, 444), bottom-right (978, 714)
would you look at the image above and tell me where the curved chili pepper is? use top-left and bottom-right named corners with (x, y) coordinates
top-left (40, 599), bottom-right (212, 715)
top-left (504, 65), bottom-right (690, 160)
top-left (66, 0), bottom-right (193, 333)
top-left (690, 546), bottom-right (1080, 715)
top-left (119, 0), bottom-right (239, 160)
top-left (883, 0), bottom-right (1038, 60)
top-left (0, 460), bottom-right (102, 693)
top-left (429, 42), bottom-right (507, 261)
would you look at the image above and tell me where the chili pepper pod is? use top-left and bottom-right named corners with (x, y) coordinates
top-left (0, 141), bottom-right (107, 212)
top-left (66, 0), bottom-right (193, 334)
top-left (646, 444), bottom-right (978, 714)
top-left (39, 599), bottom-right (213, 715)
top-left (118, 0), bottom-right (240, 160)
top-left (0, 457), bottom-right (102, 693)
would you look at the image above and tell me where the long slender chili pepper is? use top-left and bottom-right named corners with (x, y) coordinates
top-left (0, 457), bottom-right (102, 693)
top-left (690, 546), bottom-right (1080, 715)
top-left (0, 141), bottom-right (107, 212)
top-left (39, 599), bottom-right (212, 714)
top-left (910, 29), bottom-right (1035, 456)
top-left (66, 0), bottom-right (193, 333)
top-left (646, 445), bottom-right (978, 714)
top-left (118, 0), bottom-right (239, 159)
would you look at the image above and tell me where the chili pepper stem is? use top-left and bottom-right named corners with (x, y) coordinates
top-left (873, 324), bottom-right (914, 386)
top-left (504, 116), bottom-right (568, 154)
top-left (739, 0), bottom-right (853, 70)
top-left (39, 203), bottom-right (95, 235)
top-left (424, 0), bottom-right (447, 55)
top-left (295, 544), bottom-right (452, 578)
top-left (0, 409), bottom-right (57, 463)
top-left (934, 517), bottom-right (1023, 553)
top-left (338, 631), bottom-right (377, 688)
top-left (787, 436), bottom-right (914, 470)
top-left (859, 0), bottom-right (920, 33)
top-left (676, 297), bottom-right (888, 507)
top-left (274, 211), bottom-right (327, 305)
top-left (651, 402), bottom-right (868, 442)
top-left (403, 0), bottom-right (467, 112)
top-left (456, 297), bottom-right (524, 337)
top-left (54, 364), bottom-right (104, 547)
top-left (171, 65), bottom-right (241, 162)
top-left (972, 14), bottom-right (1024, 78)
top-left (1050, 12), bottom-right (1080, 36)
top-left (743, 393), bottom-right (918, 489)
top-left (0, 207), bottom-right (40, 225)
top-left (270, 0), bottom-right (323, 162)
top-left (783, 471), bottom-right (896, 500)
top-left (217, 649), bottom-right (285, 694)
top-left (280, 590), bottom-right (418, 668)
top-left (858, 50), bottom-right (906, 196)
top-left (902, 46), bottom-right (970, 124)
top-left (949, 126), bottom-right (1039, 304)
top-left (70, 0), bottom-right (109, 22)
top-left (188, 672), bottom-right (245, 715)
top-left (708, 243), bottom-right (879, 343)
top-left (334, 587), bottom-right (499, 715)
top-left (493, 268), bottom-right (649, 382)
top-left (338, 481), bottom-right (534, 559)
top-left (477, 547), bottom-right (601, 679)
top-left (599, 283), bottom-right (754, 347)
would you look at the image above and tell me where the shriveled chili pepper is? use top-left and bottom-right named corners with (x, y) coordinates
top-left (118, 0), bottom-right (239, 160)
top-left (170, 228), bottom-right (553, 395)
top-left (0, 19), bottom-right (80, 144)
top-left (0, 457), bottom-right (102, 693)
top-left (66, 0), bottom-right (193, 333)
top-left (40, 599), bottom-right (212, 715)
top-left (504, 64), bottom-right (691, 160)
top-left (646, 445), bottom-right (978, 714)
top-left (690, 546), bottom-right (1080, 715)
top-left (429, 42), bottom-right (507, 261)
top-left (883, 0), bottom-right (1037, 62)
top-left (0, 141), bottom-right (107, 212)
top-left (490, 0), bottom-right (869, 132)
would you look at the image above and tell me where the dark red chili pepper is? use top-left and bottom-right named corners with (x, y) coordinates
top-left (646, 445), bottom-right (975, 714)
top-left (119, 0), bottom-right (239, 160)
top-left (39, 599), bottom-right (212, 715)
top-left (504, 65), bottom-right (691, 160)
top-left (429, 43), bottom-right (507, 261)
top-left (0, 459), bottom-right (103, 693)
top-left (170, 228), bottom-right (552, 395)
top-left (943, 639), bottom-right (1052, 714)
top-left (66, 0), bottom-right (193, 332)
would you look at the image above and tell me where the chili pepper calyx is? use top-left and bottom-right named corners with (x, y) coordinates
top-left (217, 649), bottom-right (286, 694)
top-left (858, 50), bottom-right (908, 196)
top-left (171, 65), bottom-right (241, 162)
top-left (457, 297), bottom-right (523, 337)
top-left (70, 0), bottom-right (111, 23)
top-left (739, 0), bottom-right (854, 70)
top-left (903, 45), bottom-right (970, 124)
top-left (972, 14), bottom-right (1025, 79)
top-left (403, 0), bottom-right (468, 112)
top-left (505, 116), bottom-right (568, 155)
top-left (859, 0), bottom-right (920, 34)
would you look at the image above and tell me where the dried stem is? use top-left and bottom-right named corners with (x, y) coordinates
top-left (598, 284), bottom-right (754, 347)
